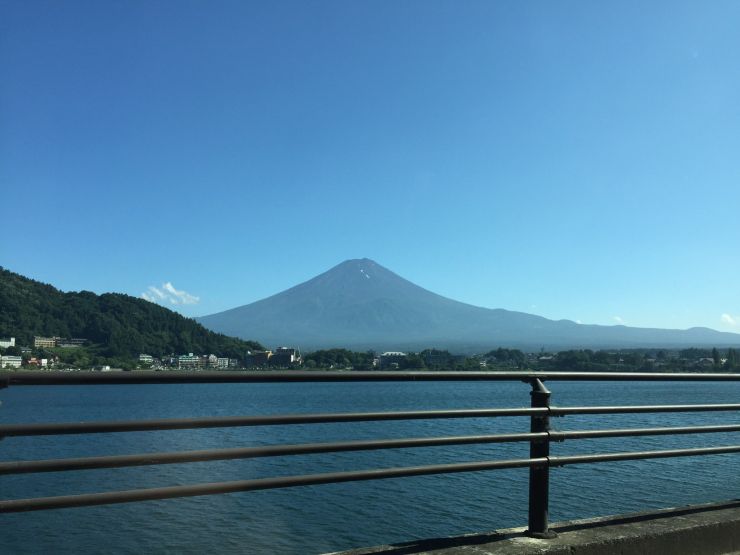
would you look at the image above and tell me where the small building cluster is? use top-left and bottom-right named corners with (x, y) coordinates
top-left (0, 332), bottom-right (302, 371)
top-left (245, 347), bottom-right (301, 368)
top-left (136, 347), bottom-right (302, 371)
top-left (1, 337), bottom-right (49, 368)
top-left (378, 351), bottom-right (407, 369)
top-left (33, 336), bottom-right (87, 348)
top-left (136, 353), bottom-right (237, 370)
top-left (177, 353), bottom-right (233, 370)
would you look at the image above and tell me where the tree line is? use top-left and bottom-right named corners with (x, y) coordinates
top-left (298, 347), bottom-right (740, 372)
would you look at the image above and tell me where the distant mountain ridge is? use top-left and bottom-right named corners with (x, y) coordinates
top-left (197, 258), bottom-right (740, 352)
top-left (0, 267), bottom-right (263, 358)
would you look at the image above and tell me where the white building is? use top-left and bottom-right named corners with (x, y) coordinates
top-left (178, 353), bottom-right (201, 370)
top-left (216, 357), bottom-right (230, 369)
top-left (1, 355), bottom-right (22, 368)
top-left (0, 337), bottom-right (15, 349)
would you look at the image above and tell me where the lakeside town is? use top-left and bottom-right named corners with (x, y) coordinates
top-left (1, 334), bottom-right (738, 373)
top-left (0, 335), bottom-right (298, 371)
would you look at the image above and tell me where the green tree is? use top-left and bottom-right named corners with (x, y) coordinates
top-left (592, 351), bottom-right (614, 364)
top-left (622, 352), bottom-right (644, 368)
top-left (402, 353), bottom-right (426, 369)
top-left (724, 348), bottom-right (737, 369)
top-left (712, 347), bottom-right (721, 366)
top-left (680, 348), bottom-right (711, 360)
top-left (555, 350), bottom-right (592, 371)
top-left (486, 348), bottom-right (526, 368)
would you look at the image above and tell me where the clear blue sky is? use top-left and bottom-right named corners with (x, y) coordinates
top-left (2, 1), bottom-right (739, 332)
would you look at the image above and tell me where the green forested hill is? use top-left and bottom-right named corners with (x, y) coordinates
top-left (0, 267), bottom-right (263, 358)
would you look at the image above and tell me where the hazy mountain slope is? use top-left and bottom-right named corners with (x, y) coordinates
top-left (197, 259), bottom-right (740, 351)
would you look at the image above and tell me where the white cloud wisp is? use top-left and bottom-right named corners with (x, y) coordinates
top-left (721, 313), bottom-right (738, 327)
top-left (141, 282), bottom-right (200, 306)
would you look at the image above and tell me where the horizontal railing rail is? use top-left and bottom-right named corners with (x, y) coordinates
top-left (551, 403), bottom-right (740, 414)
top-left (551, 423), bottom-right (740, 440)
top-left (0, 432), bottom-right (546, 475)
top-left (1, 370), bottom-right (739, 539)
top-left (0, 407), bottom-right (544, 436)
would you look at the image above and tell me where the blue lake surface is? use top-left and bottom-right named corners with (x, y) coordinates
top-left (1, 380), bottom-right (739, 554)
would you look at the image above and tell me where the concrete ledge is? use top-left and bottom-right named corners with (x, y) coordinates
top-left (329, 499), bottom-right (740, 555)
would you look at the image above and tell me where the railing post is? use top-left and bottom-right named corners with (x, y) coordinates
top-left (527, 378), bottom-right (556, 538)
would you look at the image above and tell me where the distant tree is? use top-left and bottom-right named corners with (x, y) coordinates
top-left (555, 350), bottom-right (592, 371)
top-left (486, 348), bottom-right (526, 368)
top-left (353, 351), bottom-right (375, 370)
top-left (724, 348), bottom-right (737, 370)
top-left (712, 347), bottom-right (721, 366)
top-left (680, 348), bottom-right (711, 360)
top-left (592, 351), bottom-right (613, 364)
top-left (622, 352), bottom-right (644, 367)
top-left (420, 349), bottom-right (455, 369)
top-left (301, 348), bottom-right (375, 369)
top-left (402, 353), bottom-right (426, 369)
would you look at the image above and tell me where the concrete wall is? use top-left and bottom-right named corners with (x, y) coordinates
top-left (332, 499), bottom-right (740, 555)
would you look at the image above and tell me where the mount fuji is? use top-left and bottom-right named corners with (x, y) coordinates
top-left (197, 259), bottom-right (740, 352)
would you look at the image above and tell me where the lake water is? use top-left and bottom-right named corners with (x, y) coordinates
top-left (1, 380), bottom-right (739, 554)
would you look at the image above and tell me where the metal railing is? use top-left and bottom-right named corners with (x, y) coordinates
top-left (1, 370), bottom-right (740, 539)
